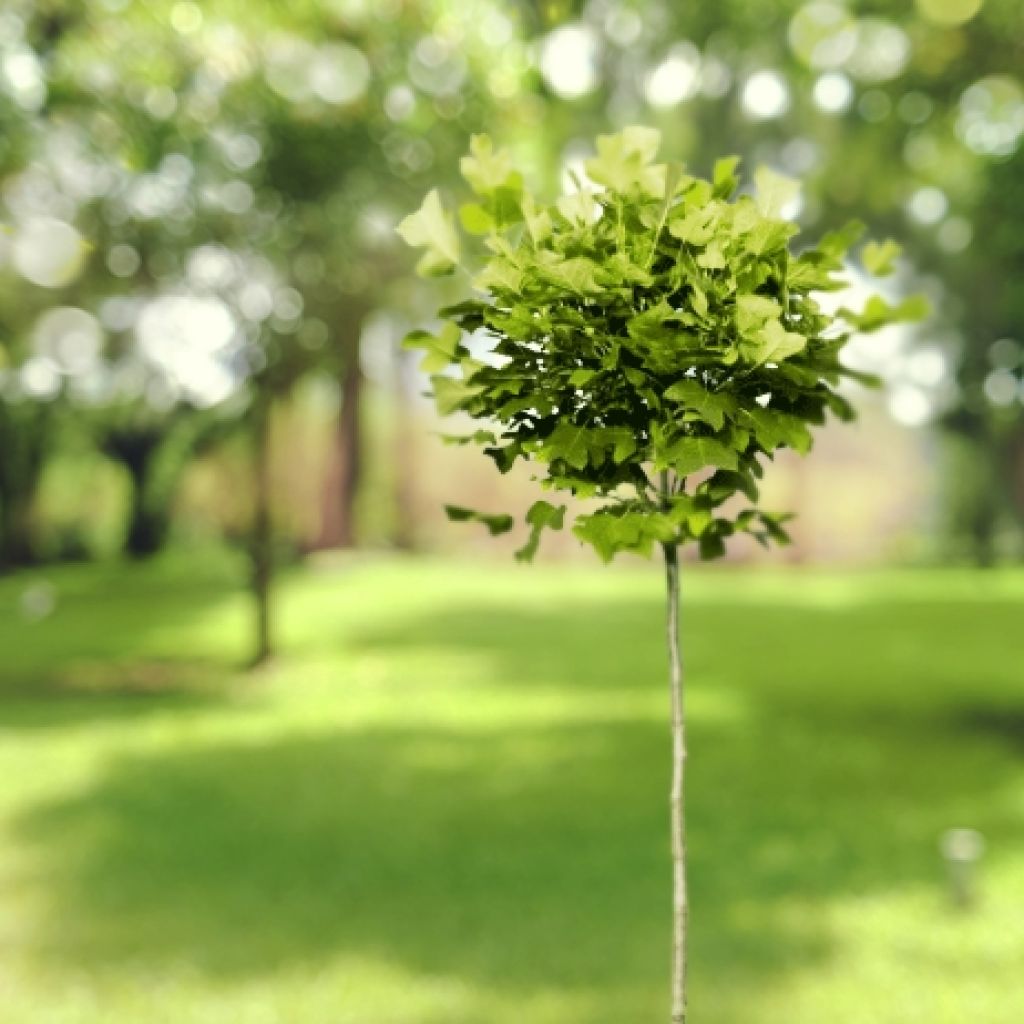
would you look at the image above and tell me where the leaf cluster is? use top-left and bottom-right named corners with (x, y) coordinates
top-left (399, 128), bottom-right (924, 562)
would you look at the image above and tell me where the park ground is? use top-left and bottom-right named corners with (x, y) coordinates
top-left (0, 554), bottom-right (1022, 1023)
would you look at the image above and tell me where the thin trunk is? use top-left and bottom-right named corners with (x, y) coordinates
top-left (662, 540), bottom-right (687, 1024)
top-left (250, 397), bottom-right (273, 667)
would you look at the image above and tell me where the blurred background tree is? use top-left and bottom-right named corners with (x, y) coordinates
top-left (0, 0), bottom-right (1022, 623)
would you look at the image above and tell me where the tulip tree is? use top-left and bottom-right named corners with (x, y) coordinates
top-left (399, 126), bottom-right (923, 1023)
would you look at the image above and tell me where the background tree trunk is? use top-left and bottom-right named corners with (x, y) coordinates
top-left (334, 353), bottom-right (363, 549)
top-left (391, 344), bottom-right (417, 551)
top-left (662, 541), bottom-right (687, 1024)
top-left (250, 396), bottom-right (274, 667)
top-left (315, 311), bottom-right (368, 551)
top-left (0, 400), bottom-right (50, 569)
top-left (123, 455), bottom-right (169, 559)
top-left (0, 490), bottom-right (37, 568)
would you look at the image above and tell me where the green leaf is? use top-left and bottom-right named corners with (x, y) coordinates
top-left (584, 126), bottom-right (667, 197)
top-left (698, 532), bottom-right (727, 560)
top-left (862, 239), bottom-right (901, 276)
top-left (754, 166), bottom-right (800, 219)
top-left (521, 192), bottom-right (553, 244)
top-left (701, 468), bottom-right (759, 503)
top-left (431, 374), bottom-right (484, 415)
top-left (656, 435), bottom-right (739, 476)
top-left (839, 294), bottom-right (930, 332)
top-left (536, 256), bottom-right (604, 295)
top-left (556, 188), bottom-right (599, 226)
top-left (515, 500), bottom-right (566, 562)
top-left (696, 240), bottom-right (727, 269)
top-left (743, 318), bottom-right (807, 364)
top-left (573, 510), bottom-right (675, 562)
top-left (816, 220), bottom-right (865, 258)
top-left (474, 257), bottom-right (524, 294)
top-left (742, 405), bottom-right (813, 454)
top-left (542, 423), bottom-right (590, 469)
top-left (439, 429), bottom-right (497, 446)
top-left (601, 426), bottom-right (639, 462)
top-left (788, 256), bottom-right (840, 291)
top-left (460, 134), bottom-right (522, 196)
top-left (627, 299), bottom-right (678, 343)
top-left (735, 294), bottom-right (782, 334)
top-left (396, 189), bottom-right (461, 276)
top-left (668, 206), bottom-right (718, 246)
top-left (403, 322), bottom-right (461, 373)
top-left (690, 283), bottom-right (709, 319)
top-left (445, 505), bottom-right (515, 535)
top-left (459, 202), bottom-right (494, 235)
top-left (712, 156), bottom-right (741, 198)
top-left (741, 216), bottom-right (797, 256)
top-left (663, 378), bottom-right (736, 430)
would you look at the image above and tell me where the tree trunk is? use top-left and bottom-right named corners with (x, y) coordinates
top-left (662, 540), bottom-right (688, 1024)
top-left (316, 328), bottom-right (366, 550)
top-left (250, 397), bottom-right (273, 667)
top-left (0, 401), bottom-right (48, 569)
top-left (336, 353), bottom-right (362, 548)
top-left (124, 457), bottom-right (168, 559)
top-left (0, 490), bottom-right (36, 568)
top-left (1010, 429), bottom-right (1024, 559)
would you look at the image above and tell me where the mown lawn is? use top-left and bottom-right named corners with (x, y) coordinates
top-left (0, 553), bottom-right (1022, 1023)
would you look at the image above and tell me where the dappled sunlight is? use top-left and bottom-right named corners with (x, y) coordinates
top-left (1, 559), bottom-right (1022, 1021)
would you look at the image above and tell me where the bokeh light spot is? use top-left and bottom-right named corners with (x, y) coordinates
top-left (13, 218), bottom-right (87, 288)
top-left (813, 72), bottom-right (854, 114)
top-left (983, 369), bottom-right (1018, 406)
top-left (33, 307), bottom-right (103, 375)
top-left (741, 70), bottom-right (791, 120)
top-left (937, 216), bottom-right (973, 253)
top-left (845, 20), bottom-right (910, 83)
top-left (644, 43), bottom-right (701, 109)
top-left (906, 186), bottom-right (949, 225)
top-left (539, 24), bottom-right (600, 100)
top-left (789, 3), bottom-right (858, 69)
top-left (957, 75), bottom-right (1024, 157)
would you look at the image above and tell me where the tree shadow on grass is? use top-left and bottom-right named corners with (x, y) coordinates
top-left (11, 585), bottom-right (1024, 1019)
top-left (14, 719), bottom-right (831, 1011)
top-left (0, 658), bottom-right (231, 730)
top-left (0, 559), bottom-right (252, 730)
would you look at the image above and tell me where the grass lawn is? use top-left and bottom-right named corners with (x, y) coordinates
top-left (0, 553), bottom-right (1022, 1023)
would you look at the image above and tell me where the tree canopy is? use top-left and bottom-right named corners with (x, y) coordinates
top-left (401, 127), bottom-right (924, 561)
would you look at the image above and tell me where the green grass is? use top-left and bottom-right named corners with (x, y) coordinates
top-left (0, 553), bottom-right (1023, 1023)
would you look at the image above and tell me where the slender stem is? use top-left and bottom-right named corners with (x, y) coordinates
top-left (662, 539), bottom-right (687, 1024)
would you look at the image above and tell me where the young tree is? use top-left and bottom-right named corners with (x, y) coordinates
top-left (399, 127), bottom-right (923, 1023)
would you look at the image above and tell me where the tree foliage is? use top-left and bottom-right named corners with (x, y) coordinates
top-left (401, 127), bottom-right (923, 562)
